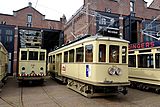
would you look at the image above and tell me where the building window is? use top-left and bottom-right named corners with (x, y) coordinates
top-left (27, 14), bottom-right (32, 27)
top-left (6, 30), bottom-right (13, 35)
top-left (130, 1), bottom-right (135, 12)
top-left (0, 29), bottom-right (1, 41)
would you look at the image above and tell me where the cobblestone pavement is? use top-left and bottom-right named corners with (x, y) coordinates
top-left (0, 76), bottom-right (160, 107)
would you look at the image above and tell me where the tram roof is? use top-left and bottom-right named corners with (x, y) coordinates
top-left (19, 48), bottom-right (46, 51)
top-left (49, 34), bottom-right (129, 54)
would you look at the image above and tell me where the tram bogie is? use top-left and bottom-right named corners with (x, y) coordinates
top-left (17, 48), bottom-right (47, 84)
top-left (48, 33), bottom-right (129, 97)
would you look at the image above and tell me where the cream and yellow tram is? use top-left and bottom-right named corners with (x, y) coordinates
top-left (48, 33), bottom-right (129, 97)
top-left (129, 41), bottom-right (160, 93)
top-left (18, 48), bottom-right (47, 83)
top-left (0, 42), bottom-right (8, 87)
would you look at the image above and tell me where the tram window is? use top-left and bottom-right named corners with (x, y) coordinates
top-left (128, 55), bottom-right (136, 67)
top-left (49, 56), bottom-right (52, 63)
top-left (21, 51), bottom-right (27, 60)
top-left (99, 44), bottom-right (106, 62)
top-left (53, 55), bottom-right (55, 63)
top-left (40, 52), bottom-right (45, 61)
top-left (69, 49), bottom-right (74, 62)
top-left (155, 53), bottom-right (160, 68)
top-left (76, 47), bottom-right (84, 62)
top-left (64, 51), bottom-right (68, 62)
top-left (138, 54), bottom-right (153, 68)
top-left (29, 51), bottom-right (38, 60)
top-left (122, 46), bottom-right (127, 63)
top-left (109, 45), bottom-right (119, 63)
top-left (85, 45), bottom-right (93, 62)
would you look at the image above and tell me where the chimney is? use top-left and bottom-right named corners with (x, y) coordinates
top-left (28, 2), bottom-right (32, 7)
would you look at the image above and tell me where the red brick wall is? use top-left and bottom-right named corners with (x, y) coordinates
top-left (149, 0), bottom-right (160, 10)
top-left (64, 0), bottom-right (160, 43)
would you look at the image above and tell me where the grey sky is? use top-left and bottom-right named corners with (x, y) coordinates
top-left (0, 0), bottom-right (153, 21)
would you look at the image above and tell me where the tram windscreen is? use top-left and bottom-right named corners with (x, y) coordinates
top-left (29, 51), bottom-right (38, 60)
top-left (40, 52), bottom-right (45, 60)
top-left (21, 51), bottom-right (27, 60)
top-left (109, 45), bottom-right (119, 63)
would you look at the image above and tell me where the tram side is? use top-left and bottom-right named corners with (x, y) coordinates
top-left (128, 45), bottom-right (160, 93)
top-left (48, 34), bottom-right (129, 97)
top-left (17, 48), bottom-right (47, 84)
top-left (0, 42), bottom-right (8, 88)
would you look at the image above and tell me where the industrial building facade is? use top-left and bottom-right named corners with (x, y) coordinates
top-left (64, 0), bottom-right (160, 44)
top-left (0, 3), bottom-right (65, 75)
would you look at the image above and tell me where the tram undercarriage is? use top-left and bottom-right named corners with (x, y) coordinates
top-left (67, 78), bottom-right (128, 98)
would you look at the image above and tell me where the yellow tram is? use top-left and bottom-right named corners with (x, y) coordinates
top-left (48, 29), bottom-right (129, 97)
top-left (17, 48), bottom-right (47, 83)
top-left (129, 41), bottom-right (160, 93)
top-left (0, 42), bottom-right (8, 87)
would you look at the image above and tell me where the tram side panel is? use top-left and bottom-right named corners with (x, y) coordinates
top-left (61, 41), bottom-right (129, 85)
top-left (128, 47), bottom-right (160, 93)
top-left (62, 63), bottom-right (128, 85)
top-left (0, 43), bottom-right (8, 86)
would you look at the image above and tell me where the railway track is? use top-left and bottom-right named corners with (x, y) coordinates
top-left (41, 86), bottom-right (63, 107)
top-left (0, 85), bottom-right (24, 107)
top-left (0, 96), bottom-right (17, 107)
top-left (19, 86), bottom-right (24, 107)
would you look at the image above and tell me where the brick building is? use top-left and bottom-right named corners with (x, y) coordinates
top-left (149, 0), bottom-right (160, 10)
top-left (64, 0), bottom-right (160, 44)
top-left (0, 2), bottom-right (65, 75)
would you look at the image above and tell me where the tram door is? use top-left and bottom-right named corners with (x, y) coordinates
top-left (56, 53), bottom-right (62, 75)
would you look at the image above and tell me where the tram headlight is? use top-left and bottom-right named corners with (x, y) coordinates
top-left (21, 67), bottom-right (25, 74)
top-left (115, 68), bottom-right (121, 75)
top-left (108, 67), bottom-right (116, 75)
top-left (40, 67), bottom-right (44, 74)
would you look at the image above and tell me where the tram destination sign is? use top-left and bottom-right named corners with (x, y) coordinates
top-left (129, 41), bottom-right (160, 50)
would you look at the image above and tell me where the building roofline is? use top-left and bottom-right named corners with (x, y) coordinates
top-left (0, 13), bottom-right (13, 17)
top-left (13, 6), bottom-right (45, 16)
top-left (45, 19), bottom-right (60, 22)
top-left (147, 7), bottom-right (160, 11)
top-left (66, 5), bottom-right (84, 25)
top-left (149, 0), bottom-right (154, 7)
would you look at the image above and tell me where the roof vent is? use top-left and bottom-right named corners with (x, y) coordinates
top-left (28, 2), bottom-right (32, 7)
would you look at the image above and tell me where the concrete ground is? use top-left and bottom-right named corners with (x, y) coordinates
top-left (0, 76), bottom-right (160, 107)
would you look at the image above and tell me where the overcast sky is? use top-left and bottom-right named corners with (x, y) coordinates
top-left (0, 0), bottom-right (153, 21)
